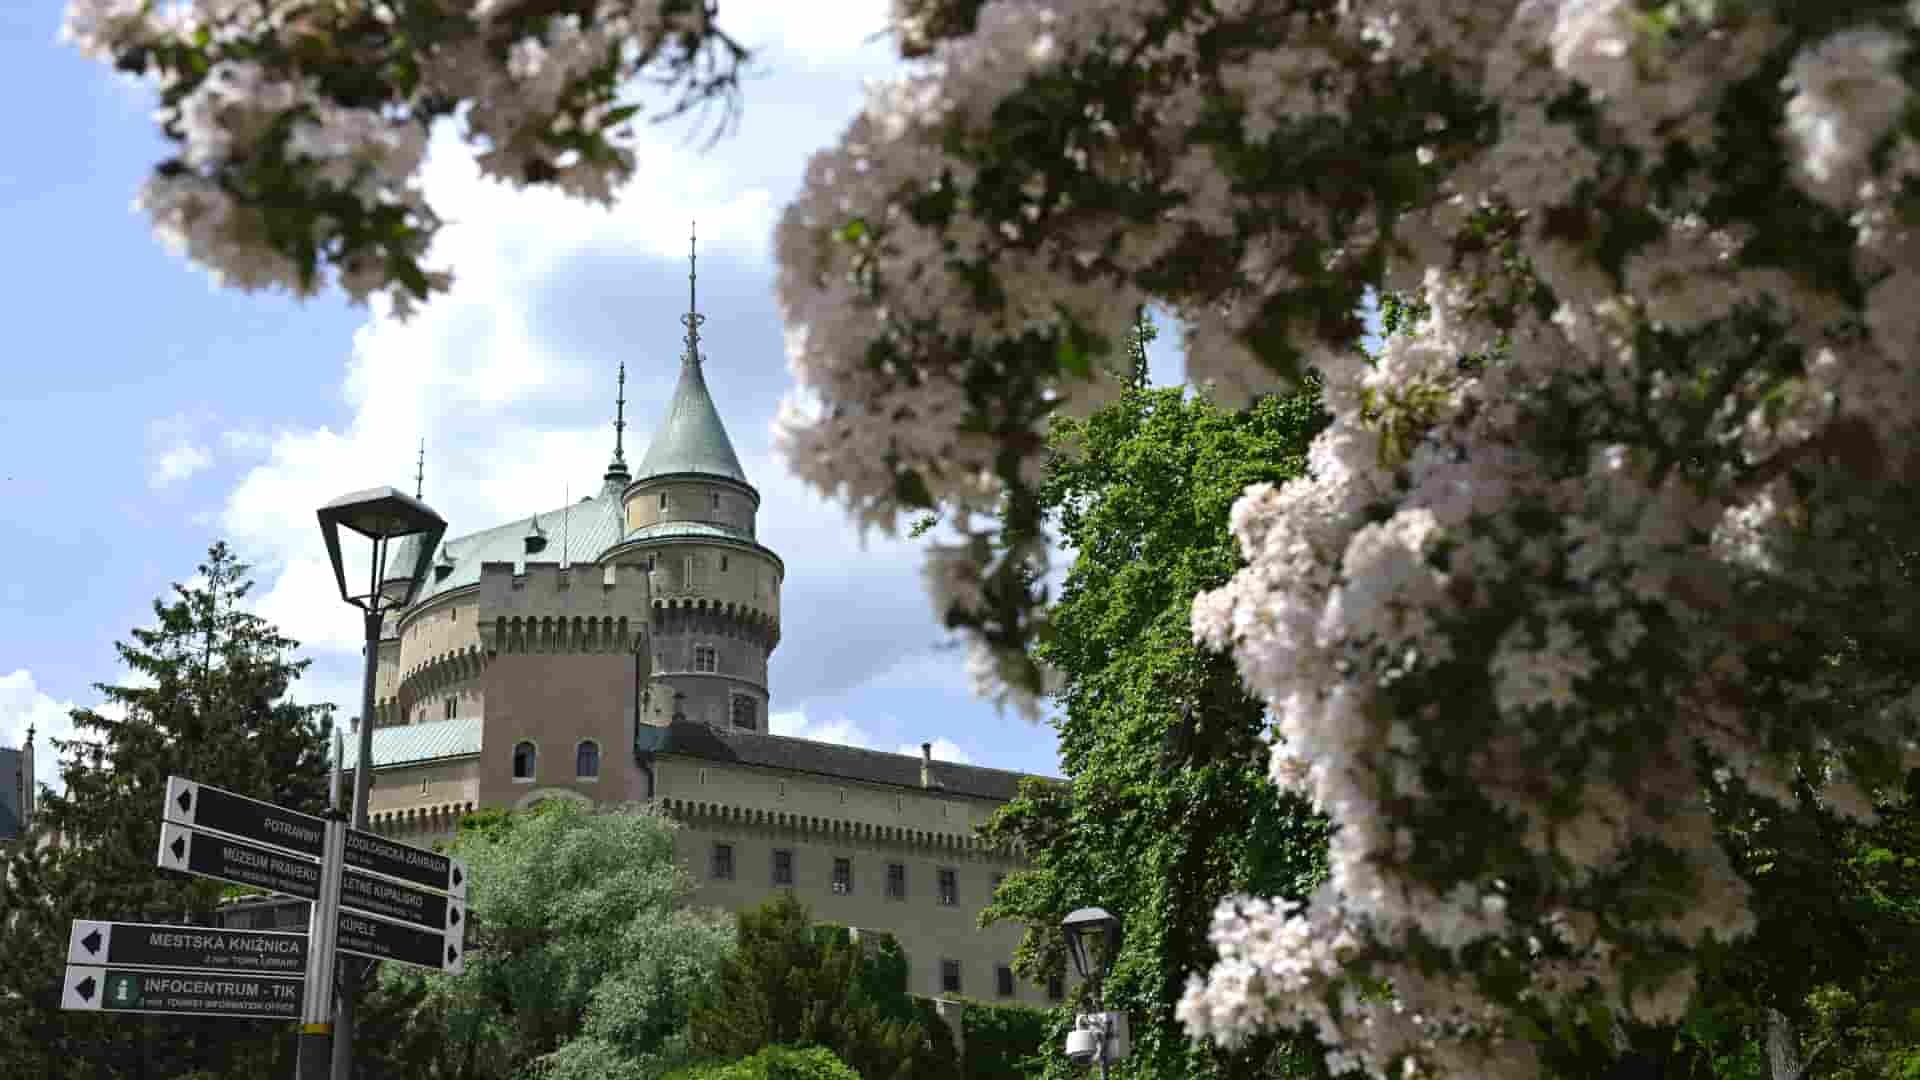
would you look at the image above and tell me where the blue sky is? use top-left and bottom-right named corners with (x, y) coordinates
top-left (0, 0), bottom-right (1191, 794)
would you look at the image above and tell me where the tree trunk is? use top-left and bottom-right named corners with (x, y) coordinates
top-left (1767, 1008), bottom-right (1807, 1080)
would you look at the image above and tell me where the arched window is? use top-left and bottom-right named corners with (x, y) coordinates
top-left (512, 740), bottom-right (536, 781)
top-left (576, 740), bottom-right (601, 779)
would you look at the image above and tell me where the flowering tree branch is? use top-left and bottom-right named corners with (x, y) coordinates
top-left (68, 0), bottom-right (1920, 1075)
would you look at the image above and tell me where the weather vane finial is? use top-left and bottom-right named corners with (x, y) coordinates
top-left (681, 221), bottom-right (704, 366)
top-left (613, 360), bottom-right (627, 464)
top-left (414, 438), bottom-right (425, 500)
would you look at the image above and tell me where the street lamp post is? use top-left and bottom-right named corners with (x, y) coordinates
top-left (1063, 906), bottom-right (1124, 1080)
top-left (312, 487), bottom-right (445, 1080)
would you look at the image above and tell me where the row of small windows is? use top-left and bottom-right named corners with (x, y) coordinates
top-left (511, 740), bottom-right (599, 781)
top-left (706, 843), bottom-right (1060, 1001)
top-left (643, 553), bottom-right (734, 578)
top-left (711, 845), bottom-right (999, 908)
top-left (658, 491), bottom-right (726, 511)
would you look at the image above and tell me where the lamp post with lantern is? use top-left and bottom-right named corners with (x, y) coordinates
top-left (312, 486), bottom-right (445, 1080)
top-left (1062, 906), bottom-right (1128, 1078)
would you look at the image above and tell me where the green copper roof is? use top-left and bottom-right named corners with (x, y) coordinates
top-left (625, 520), bottom-right (753, 543)
top-left (338, 716), bottom-right (483, 770)
top-left (635, 356), bottom-right (748, 486)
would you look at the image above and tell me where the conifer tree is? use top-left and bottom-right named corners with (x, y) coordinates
top-left (0, 542), bottom-right (333, 1079)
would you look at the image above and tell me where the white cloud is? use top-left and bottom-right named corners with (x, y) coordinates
top-left (150, 441), bottom-right (212, 489)
top-left (147, 411), bottom-right (216, 490)
top-left (769, 709), bottom-right (878, 748)
top-left (896, 737), bottom-right (972, 765)
top-left (0, 669), bottom-right (82, 796)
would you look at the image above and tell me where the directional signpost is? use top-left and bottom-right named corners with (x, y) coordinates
top-left (63, 965), bottom-right (303, 1020)
top-left (335, 910), bottom-right (463, 975)
top-left (62, 774), bottom-right (472, 1077)
top-left (68, 920), bottom-right (307, 975)
top-left (156, 823), bottom-right (322, 900)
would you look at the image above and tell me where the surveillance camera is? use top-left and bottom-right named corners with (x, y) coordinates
top-left (1065, 1028), bottom-right (1100, 1063)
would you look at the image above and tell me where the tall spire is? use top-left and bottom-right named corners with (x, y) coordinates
top-left (635, 220), bottom-right (748, 487)
top-left (681, 221), bottom-right (704, 368)
top-left (414, 438), bottom-right (425, 500)
top-left (599, 359), bottom-right (629, 490)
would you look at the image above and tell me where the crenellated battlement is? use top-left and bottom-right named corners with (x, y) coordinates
top-left (478, 561), bottom-right (651, 654)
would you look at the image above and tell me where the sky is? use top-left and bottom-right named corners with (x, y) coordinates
top-left (0, 1), bottom-right (1191, 797)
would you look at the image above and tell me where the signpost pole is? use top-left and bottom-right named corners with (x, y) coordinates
top-left (330, 608), bottom-right (383, 1080)
top-left (296, 816), bottom-right (344, 1080)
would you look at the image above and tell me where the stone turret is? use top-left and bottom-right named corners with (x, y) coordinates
top-left (601, 226), bottom-right (783, 734)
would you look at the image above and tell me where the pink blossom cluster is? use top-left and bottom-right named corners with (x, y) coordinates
top-left (62, 0), bottom-right (700, 314)
top-left (768, 0), bottom-right (1920, 1074)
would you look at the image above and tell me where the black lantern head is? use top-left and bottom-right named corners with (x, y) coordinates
top-left (317, 486), bottom-right (447, 614)
top-left (1062, 906), bottom-right (1121, 984)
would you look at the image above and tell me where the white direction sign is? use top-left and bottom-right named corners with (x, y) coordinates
top-left (67, 919), bottom-right (306, 975)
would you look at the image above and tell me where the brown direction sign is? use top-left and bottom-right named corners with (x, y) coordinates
top-left (163, 776), bottom-right (326, 859)
top-left (339, 865), bottom-right (463, 935)
top-left (342, 827), bottom-right (467, 899)
top-left (156, 822), bottom-right (321, 901)
top-left (67, 919), bottom-right (306, 975)
top-left (61, 965), bottom-right (303, 1021)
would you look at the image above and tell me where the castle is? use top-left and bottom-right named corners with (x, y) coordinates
top-left (336, 242), bottom-right (1056, 1007)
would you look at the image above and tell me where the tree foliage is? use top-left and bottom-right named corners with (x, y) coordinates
top-left (663, 1044), bottom-right (861, 1080)
top-left (0, 542), bottom-right (332, 1079)
top-left (685, 891), bottom-right (958, 1080)
top-left (397, 800), bottom-right (733, 1080)
top-left (980, 330), bottom-right (1331, 1078)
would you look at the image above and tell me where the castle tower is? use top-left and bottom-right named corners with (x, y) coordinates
top-left (602, 227), bottom-right (783, 733)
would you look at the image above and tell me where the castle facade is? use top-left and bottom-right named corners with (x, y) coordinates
top-left (341, 262), bottom-right (1054, 1007)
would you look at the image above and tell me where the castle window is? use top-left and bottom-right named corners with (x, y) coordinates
top-left (996, 965), bottom-right (1015, 998)
top-left (720, 555), bottom-right (729, 572)
top-left (710, 491), bottom-right (720, 510)
top-left (886, 862), bottom-right (907, 900)
top-left (418, 776), bottom-right (429, 796)
top-left (776, 780), bottom-right (786, 798)
top-left (693, 645), bottom-right (717, 673)
top-left (444, 697), bottom-right (456, 720)
top-left (659, 492), bottom-right (668, 510)
top-left (937, 867), bottom-right (958, 907)
top-left (576, 740), bottom-right (600, 779)
top-left (512, 741), bottom-right (536, 781)
top-left (699, 768), bottom-right (708, 786)
top-left (1047, 974), bottom-right (1065, 1002)
top-left (832, 857), bottom-right (852, 895)
top-left (646, 553), bottom-right (656, 572)
top-left (941, 959), bottom-right (962, 995)
top-left (837, 788), bottom-right (847, 805)
top-left (730, 695), bottom-right (757, 730)
top-left (710, 843), bottom-right (734, 881)
top-left (772, 848), bottom-right (794, 887)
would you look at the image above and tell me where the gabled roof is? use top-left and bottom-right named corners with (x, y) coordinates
top-left (339, 716), bottom-right (483, 771)
top-left (634, 721), bottom-right (1047, 803)
top-left (635, 356), bottom-right (748, 486)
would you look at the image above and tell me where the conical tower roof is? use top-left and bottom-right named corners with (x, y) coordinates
top-left (636, 225), bottom-right (749, 487)
top-left (636, 353), bottom-right (747, 484)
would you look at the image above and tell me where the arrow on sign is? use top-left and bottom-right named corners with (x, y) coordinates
top-left (79, 929), bottom-right (103, 958)
top-left (167, 832), bottom-right (188, 864)
top-left (74, 975), bottom-right (96, 1002)
top-left (176, 786), bottom-right (193, 815)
